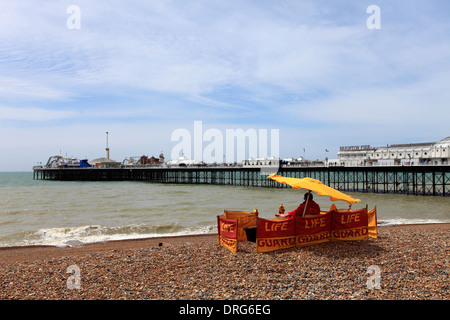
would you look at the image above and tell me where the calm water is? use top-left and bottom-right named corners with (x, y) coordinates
top-left (1, 172), bottom-right (449, 247)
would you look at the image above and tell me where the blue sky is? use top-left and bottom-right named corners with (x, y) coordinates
top-left (1, 1), bottom-right (450, 171)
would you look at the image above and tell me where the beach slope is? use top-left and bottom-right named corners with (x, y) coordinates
top-left (0, 224), bottom-right (448, 300)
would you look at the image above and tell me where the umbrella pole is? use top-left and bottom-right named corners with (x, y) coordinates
top-left (301, 191), bottom-right (311, 217)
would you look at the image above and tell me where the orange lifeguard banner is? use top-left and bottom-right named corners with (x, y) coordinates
top-left (219, 207), bottom-right (377, 253)
top-left (223, 210), bottom-right (258, 241)
top-left (332, 208), bottom-right (369, 241)
top-left (296, 212), bottom-right (332, 246)
top-left (254, 208), bottom-right (377, 253)
top-left (217, 210), bottom-right (258, 253)
top-left (368, 206), bottom-right (378, 239)
top-left (217, 215), bottom-right (238, 253)
top-left (256, 218), bottom-right (296, 253)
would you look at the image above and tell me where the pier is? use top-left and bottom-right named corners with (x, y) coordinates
top-left (33, 165), bottom-right (450, 197)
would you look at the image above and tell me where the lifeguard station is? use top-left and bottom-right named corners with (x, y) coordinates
top-left (217, 174), bottom-right (377, 253)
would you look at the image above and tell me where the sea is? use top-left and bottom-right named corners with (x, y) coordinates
top-left (1, 172), bottom-right (449, 248)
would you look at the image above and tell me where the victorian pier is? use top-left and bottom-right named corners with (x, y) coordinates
top-left (33, 165), bottom-right (450, 197)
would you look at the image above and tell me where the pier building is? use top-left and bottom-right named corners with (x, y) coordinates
top-left (329, 137), bottom-right (450, 167)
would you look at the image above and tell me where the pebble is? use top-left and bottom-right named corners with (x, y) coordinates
top-left (0, 224), bottom-right (448, 300)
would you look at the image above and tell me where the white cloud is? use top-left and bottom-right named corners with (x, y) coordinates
top-left (0, 106), bottom-right (77, 121)
top-left (1, 1), bottom-right (450, 170)
top-left (0, 77), bottom-right (72, 101)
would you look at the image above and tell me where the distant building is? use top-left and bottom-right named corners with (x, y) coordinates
top-left (166, 154), bottom-right (204, 167)
top-left (139, 153), bottom-right (164, 165)
top-left (242, 156), bottom-right (280, 167)
top-left (280, 156), bottom-right (324, 167)
top-left (242, 156), bottom-right (281, 174)
top-left (328, 136), bottom-right (450, 167)
top-left (122, 153), bottom-right (165, 166)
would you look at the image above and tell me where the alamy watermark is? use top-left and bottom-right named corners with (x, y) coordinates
top-left (66, 5), bottom-right (380, 31)
top-left (66, 264), bottom-right (81, 290)
top-left (66, 5), bottom-right (81, 30)
top-left (366, 265), bottom-right (381, 289)
top-left (171, 121), bottom-right (279, 171)
top-left (366, 5), bottom-right (381, 30)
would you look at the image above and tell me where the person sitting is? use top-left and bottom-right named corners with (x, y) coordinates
top-left (275, 192), bottom-right (321, 219)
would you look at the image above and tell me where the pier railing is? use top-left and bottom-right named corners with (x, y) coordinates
top-left (279, 166), bottom-right (450, 196)
top-left (33, 165), bottom-right (450, 197)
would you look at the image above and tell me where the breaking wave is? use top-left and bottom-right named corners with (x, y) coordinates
top-left (10, 224), bottom-right (216, 247)
top-left (377, 218), bottom-right (450, 226)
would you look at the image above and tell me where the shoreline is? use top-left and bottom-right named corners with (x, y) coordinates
top-left (1, 223), bottom-right (449, 264)
top-left (0, 233), bottom-right (218, 264)
top-left (0, 223), bottom-right (448, 300)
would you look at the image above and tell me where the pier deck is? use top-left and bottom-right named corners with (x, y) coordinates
top-left (33, 165), bottom-right (450, 197)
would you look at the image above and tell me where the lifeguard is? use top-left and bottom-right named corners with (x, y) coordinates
top-left (275, 192), bottom-right (321, 218)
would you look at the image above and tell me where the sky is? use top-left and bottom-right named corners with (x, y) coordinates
top-left (1, 0), bottom-right (450, 171)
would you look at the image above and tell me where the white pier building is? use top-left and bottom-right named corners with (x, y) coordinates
top-left (328, 136), bottom-right (450, 167)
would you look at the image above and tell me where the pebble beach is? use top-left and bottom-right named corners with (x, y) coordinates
top-left (0, 224), bottom-right (448, 301)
